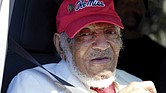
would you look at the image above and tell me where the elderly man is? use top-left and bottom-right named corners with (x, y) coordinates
top-left (7, 0), bottom-right (156, 93)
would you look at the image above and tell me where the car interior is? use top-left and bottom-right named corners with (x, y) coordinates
top-left (1, 0), bottom-right (166, 93)
top-left (1, 0), bottom-right (61, 93)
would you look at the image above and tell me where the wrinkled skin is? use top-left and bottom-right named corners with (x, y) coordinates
top-left (70, 23), bottom-right (122, 80)
top-left (54, 23), bottom-right (121, 80)
top-left (54, 22), bottom-right (156, 93)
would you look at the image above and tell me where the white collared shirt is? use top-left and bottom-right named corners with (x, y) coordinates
top-left (7, 60), bottom-right (142, 93)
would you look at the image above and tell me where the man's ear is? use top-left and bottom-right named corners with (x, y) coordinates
top-left (53, 33), bottom-right (66, 60)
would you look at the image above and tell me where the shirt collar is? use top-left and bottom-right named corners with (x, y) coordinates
top-left (54, 60), bottom-right (124, 93)
top-left (54, 60), bottom-right (88, 93)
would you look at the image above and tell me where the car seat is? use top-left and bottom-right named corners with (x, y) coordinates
top-left (1, 0), bottom-right (61, 93)
top-left (160, 58), bottom-right (166, 93)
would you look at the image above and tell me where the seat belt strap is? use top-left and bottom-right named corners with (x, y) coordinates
top-left (8, 36), bottom-right (74, 87)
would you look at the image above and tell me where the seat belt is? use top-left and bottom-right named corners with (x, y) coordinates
top-left (8, 36), bottom-right (74, 88)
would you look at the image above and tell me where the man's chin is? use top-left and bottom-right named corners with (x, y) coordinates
top-left (67, 58), bottom-right (116, 88)
top-left (74, 70), bottom-right (116, 88)
top-left (83, 75), bottom-right (116, 88)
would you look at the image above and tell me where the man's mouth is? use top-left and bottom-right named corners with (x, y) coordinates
top-left (90, 57), bottom-right (111, 64)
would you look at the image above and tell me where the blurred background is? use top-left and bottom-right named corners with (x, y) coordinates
top-left (115, 0), bottom-right (166, 92)
top-left (142, 0), bottom-right (166, 48)
top-left (1, 0), bottom-right (166, 93)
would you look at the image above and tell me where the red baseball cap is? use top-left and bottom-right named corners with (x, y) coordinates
top-left (56, 0), bottom-right (124, 38)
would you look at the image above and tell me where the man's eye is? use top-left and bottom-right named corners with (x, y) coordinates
top-left (80, 33), bottom-right (92, 36)
top-left (105, 30), bottom-right (117, 35)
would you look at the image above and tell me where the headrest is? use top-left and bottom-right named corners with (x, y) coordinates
top-left (9, 0), bottom-right (59, 53)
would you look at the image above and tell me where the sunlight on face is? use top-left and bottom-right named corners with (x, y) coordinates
top-left (60, 22), bottom-right (122, 88)
top-left (71, 23), bottom-right (121, 79)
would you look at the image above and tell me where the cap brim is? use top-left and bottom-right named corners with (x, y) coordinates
top-left (65, 14), bottom-right (124, 38)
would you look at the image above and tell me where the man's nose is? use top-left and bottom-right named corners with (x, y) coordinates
top-left (92, 34), bottom-right (110, 50)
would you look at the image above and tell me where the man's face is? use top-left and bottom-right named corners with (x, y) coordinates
top-left (69, 23), bottom-right (121, 80)
top-left (116, 0), bottom-right (146, 30)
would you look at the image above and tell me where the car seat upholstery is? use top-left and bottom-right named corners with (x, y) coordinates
top-left (160, 58), bottom-right (166, 93)
top-left (1, 0), bottom-right (61, 93)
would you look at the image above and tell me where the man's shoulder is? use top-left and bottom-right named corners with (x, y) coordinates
top-left (17, 63), bottom-right (58, 78)
top-left (7, 63), bottom-right (61, 93)
top-left (8, 62), bottom-right (59, 87)
top-left (116, 69), bottom-right (142, 85)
